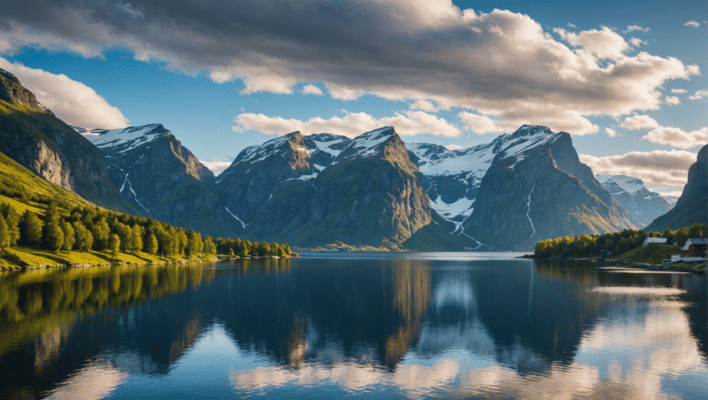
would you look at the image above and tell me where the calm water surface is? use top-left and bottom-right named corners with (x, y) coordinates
top-left (0, 252), bottom-right (706, 399)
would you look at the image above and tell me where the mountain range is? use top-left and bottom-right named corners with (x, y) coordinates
top-left (1, 68), bottom-right (702, 250)
top-left (595, 175), bottom-right (671, 228)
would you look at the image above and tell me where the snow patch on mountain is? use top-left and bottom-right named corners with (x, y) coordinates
top-left (79, 124), bottom-right (165, 153)
top-left (596, 174), bottom-right (645, 194)
top-left (338, 126), bottom-right (395, 160)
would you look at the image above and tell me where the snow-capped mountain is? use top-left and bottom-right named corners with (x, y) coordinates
top-left (463, 125), bottom-right (635, 250)
top-left (0, 69), bottom-right (138, 214)
top-left (303, 133), bottom-right (351, 168)
top-left (79, 124), bottom-right (243, 238)
top-left (596, 175), bottom-right (671, 228)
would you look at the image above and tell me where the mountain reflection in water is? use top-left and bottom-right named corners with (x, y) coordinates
top-left (0, 255), bottom-right (706, 399)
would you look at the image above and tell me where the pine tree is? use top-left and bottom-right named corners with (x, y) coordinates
top-left (20, 211), bottom-right (43, 247)
top-left (44, 220), bottom-right (64, 252)
top-left (0, 215), bottom-right (10, 249)
top-left (61, 221), bottom-right (75, 251)
top-left (73, 221), bottom-right (93, 252)
top-left (145, 234), bottom-right (159, 254)
top-left (129, 225), bottom-right (143, 253)
top-left (108, 233), bottom-right (120, 255)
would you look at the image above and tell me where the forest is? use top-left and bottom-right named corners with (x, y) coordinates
top-left (0, 199), bottom-right (294, 267)
top-left (533, 223), bottom-right (707, 258)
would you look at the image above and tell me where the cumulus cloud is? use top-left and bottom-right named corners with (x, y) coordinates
top-left (458, 112), bottom-right (507, 134)
top-left (605, 127), bottom-right (617, 137)
top-left (301, 84), bottom-right (323, 96)
top-left (445, 144), bottom-right (464, 150)
top-left (554, 26), bottom-right (628, 60)
top-left (671, 88), bottom-right (687, 94)
top-left (199, 160), bottom-right (232, 176)
top-left (685, 21), bottom-right (701, 28)
top-left (664, 96), bottom-right (680, 105)
top-left (232, 110), bottom-right (461, 138)
top-left (579, 149), bottom-right (696, 187)
top-left (621, 114), bottom-right (708, 149)
top-left (689, 89), bottom-right (708, 100)
top-left (0, 0), bottom-right (698, 136)
top-left (642, 126), bottom-right (708, 149)
top-left (409, 100), bottom-right (440, 113)
top-left (624, 25), bottom-right (649, 33)
top-left (628, 38), bottom-right (646, 47)
top-left (621, 115), bottom-right (660, 130)
top-left (0, 58), bottom-right (128, 129)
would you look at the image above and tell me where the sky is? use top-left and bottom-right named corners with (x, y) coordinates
top-left (0, 0), bottom-right (706, 196)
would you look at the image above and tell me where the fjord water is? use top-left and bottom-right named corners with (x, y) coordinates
top-left (1, 254), bottom-right (706, 399)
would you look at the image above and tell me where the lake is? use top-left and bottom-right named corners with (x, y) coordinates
top-left (1, 253), bottom-right (706, 399)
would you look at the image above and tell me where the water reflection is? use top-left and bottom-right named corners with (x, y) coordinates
top-left (0, 256), bottom-right (706, 399)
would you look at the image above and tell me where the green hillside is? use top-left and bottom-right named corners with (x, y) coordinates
top-left (0, 150), bottom-right (294, 269)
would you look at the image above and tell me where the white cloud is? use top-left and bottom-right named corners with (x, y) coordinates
top-left (685, 21), bottom-right (701, 28)
top-left (628, 38), bottom-right (645, 47)
top-left (199, 160), bottom-right (232, 176)
top-left (642, 126), bottom-right (708, 149)
top-left (301, 84), bottom-right (323, 96)
top-left (555, 26), bottom-right (628, 60)
top-left (664, 96), bottom-right (680, 105)
top-left (621, 114), bottom-right (707, 149)
top-left (0, 58), bottom-right (128, 129)
top-left (620, 114), bottom-right (660, 130)
top-left (579, 149), bottom-right (696, 187)
top-left (409, 100), bottom-right (440, 113)
top-left (232, 110), bottom-right (461, 138)
top-left (567, 23), bottom-right (577, 28)
top-left (605, 127), bottom-right (617, 137)
top-left (624, 25), bottom-right (649, 33)
top-left (0, 2), bottom-right (698, 137)
top-left (458, 112), bottom-right (507, 134)
top-left (671, 88), bottom-right (687, 94)
top-left (689, 89), bottom-right (708, 100)
top-left (445, 144), bottom-right (464, 150)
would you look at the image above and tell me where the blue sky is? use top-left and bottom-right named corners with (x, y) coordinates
top-left (0, 0), bottom-right (705, 195)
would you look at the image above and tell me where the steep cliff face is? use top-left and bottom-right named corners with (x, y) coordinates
top-left (463, 125), bottom-right (636, 250)
top-left (0, 68), bottom-right (139, 214)
top-left (278, 127), bottom-right (431, 248)
top-left (82, 124), bottom-right (241, 238)
top-left (646, 144), bottom-right (708, 231)
top-left (217, 131), bottom-right (314, 237)
top-left (597, 175), bottom-right (671, 228)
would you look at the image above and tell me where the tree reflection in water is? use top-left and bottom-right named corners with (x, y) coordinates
top-left (0, 256), bottom-right (706, 399)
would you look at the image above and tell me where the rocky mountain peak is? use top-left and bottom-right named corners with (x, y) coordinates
top-left (0, 68), bottom-right (43, 110)
top-left (80, 124), bottom-right (169, 153)
top-left (335, 126), bottom-right (399, 162)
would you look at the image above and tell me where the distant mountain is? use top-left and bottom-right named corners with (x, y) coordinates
top-left (596, 175), bottom-right (671, 227)
top-left (462, 125), bottom-right (636, 250)
top-left (80, 124), bottom-right (243, 238)
top-left (663, 196), bottom-right (680, 208)
top-left (218, 127), bottom-right (433, 248)
top-left (278, 127), bottom-right (432, 248)
top-left (0, 68), bottom-right (139, 214)
top-left (645, 144), bottom-right (708, 232)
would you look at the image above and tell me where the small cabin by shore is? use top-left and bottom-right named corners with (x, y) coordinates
top-left (679, 238), bottom-right (707, 258)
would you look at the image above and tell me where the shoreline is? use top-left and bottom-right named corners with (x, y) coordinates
top-left (519, 254), bottom-right (706, 274)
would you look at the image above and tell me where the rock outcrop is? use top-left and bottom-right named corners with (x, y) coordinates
top-left (0, 68), bottom-right (139, 214)
top-left (645, 144), bottom-right (708, 231)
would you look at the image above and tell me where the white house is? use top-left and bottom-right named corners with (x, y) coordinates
top-left (642, 237), bottom-right (667, 247)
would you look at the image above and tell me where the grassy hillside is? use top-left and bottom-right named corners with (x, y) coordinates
top-left (0, 151), bottom-right (95, 210)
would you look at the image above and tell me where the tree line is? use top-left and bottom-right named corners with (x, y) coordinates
top-left (533, 223), bottom-right (707, 258)
top-left (0, 200), bottom-right (292, 259)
